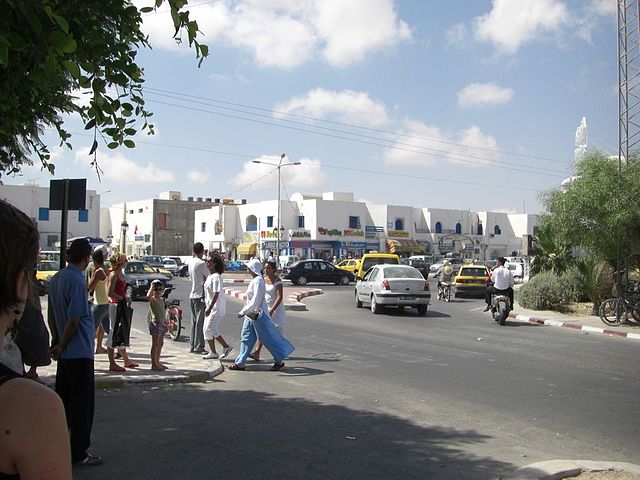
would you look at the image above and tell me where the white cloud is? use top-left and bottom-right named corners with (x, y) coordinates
top-left (383, 120), bottom-right (501, 167)
top-left (139, 0), bottom-right (411, 69)
top-left (75, 147), bottom-right (174, 183)
top-left (273, 88), bottom-right (390, 127)
top-left (473, 0), bottom-right (570, 54)
top-left (187, 170), bottom-right (209, 183)
top-left (588, 0), bottom-right (616, 16)
top-left (229, 155), bottom-right (327, 190)
top-left (445, 23), bottom-right (468, 47)
top-left (457, 82), bottom-right (514, 107)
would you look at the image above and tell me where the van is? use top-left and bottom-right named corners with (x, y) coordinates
top-left (279, 255), bottom-right (299, 268)
top-left (356, 253), bottom-right (400, 279)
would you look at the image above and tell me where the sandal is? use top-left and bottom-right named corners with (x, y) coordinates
top-left (109, 364), bottom-right (126, 372)
top-left (124, 362), bottom-right (139, 368)
top-left (228, 364), bottom-right (245, 371)
top-left (75, 453), bottom-right (104, 467)
top-left (248, 353), bottom-right (261, 361)
top-left (270, 362), bottom-right (285, 371)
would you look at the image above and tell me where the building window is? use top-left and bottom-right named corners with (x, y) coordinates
top-left (201, 222), bottom-right (206, 233)
top-left (38, 207), bottom-right (49, 221)
top-left (138, 208), bottom-right (143, 213)
top-left (494, 225), bottom-right (501, 235)
top-left (144, 234), bottom-right (151, 242)
top-left (298, 216), bottom-right (305, 228)
top-left (349, 216), bottom-right (361, 229)
top-left (395, 218), bottom-right (404, 230)
top-left (157, 213), bottom-right (167, 230)
top-left (267, 216), bottom-right (274, 228)
top-left (246, 215), bottom-right (257, 232)
top-left (435, 221), bottom-right (442, 234)
top-left (128, 209), bottom-right (134, 214)
top-left (478, 223), bottom-right (483, 235)
top-left (455, 222), bottom-right (462, 234)
top-left (78, 209), bottom-right (88, 222)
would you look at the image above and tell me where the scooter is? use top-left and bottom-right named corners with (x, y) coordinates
top-left (491, 293), bottom-right (512, 326)
top-left (162, 287), bottom-right (183, 341)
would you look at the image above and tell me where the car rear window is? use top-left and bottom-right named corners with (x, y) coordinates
top-left (383, 266), bottom-right (423, 279)
top-left (362, 257), bottom-right (399, 272)
top-left (461, 268), bottom-right (488, 276)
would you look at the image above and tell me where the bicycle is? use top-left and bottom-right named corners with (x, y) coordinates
top-left (598, 289), bottom-right (640, 326)
top-left (437, 282), bottom-right (452, 302)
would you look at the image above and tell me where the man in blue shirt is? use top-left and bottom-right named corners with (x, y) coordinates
top-left (48, 238), bottom-right (103, 466)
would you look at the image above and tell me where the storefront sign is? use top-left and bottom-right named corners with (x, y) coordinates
top-left (365, 232), bottom-right (378, 239)
top-left (388, 230), bottom-right (409, 238)
top-left (317, 227), bottom-right (342, 236)
top-left (345, 241), bottom-right (367, 248)
top-left (365, 225), bottom-right (384, 232)
top-left (290, 230), bottom-right (311, 238)
top-left (291, 240), bottom-right (311, 248)
top-left (260, 231), bottom-right (278, 239)
top-left (343, 229), bottom-right (364, 237)
top-left (215, 221), bottom-right (223, 234)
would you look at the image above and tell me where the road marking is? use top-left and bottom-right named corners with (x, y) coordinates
top-left (469, 306), bottom-right (485, 312)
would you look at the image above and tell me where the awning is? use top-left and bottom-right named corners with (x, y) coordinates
top-left (237, 243), bottom-right (257, 256)
top-left (386, 239), bottom-right (424, 254)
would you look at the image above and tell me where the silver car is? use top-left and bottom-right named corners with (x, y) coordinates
top-left (355, 264), bottom-right (431, 315)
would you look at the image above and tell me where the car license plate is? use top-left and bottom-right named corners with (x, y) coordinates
top-left (401, 296), bottom-right (416, 301)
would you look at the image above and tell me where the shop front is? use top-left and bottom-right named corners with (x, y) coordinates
top-left (386, 238), bottom-right (424, 257)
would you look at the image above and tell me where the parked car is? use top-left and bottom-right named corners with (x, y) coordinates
top-left (36, 260), bottom-right (59, 295)
top-left (162, 258), bottom-right (180, 276)
top-left (400, 258), bottom-right (429, 279)
top-left (225, 260), bottom-right (247, 272)
top-left (355, 264), bottom-right (430, 315)
top-left (283, 260), bottom-right (354, 286)
top-left (337, 258), bottom-right (361, 274)
top-left (167, 256), bottom-right (189, 277)
top-left (453, 264), bottom-right (491, 297)
top-left (139, 255), bottom-right (173, 278)
top-left (123, 261), bottom-right (173, 300)
top-left (355, 253), bottom-right (400, 279)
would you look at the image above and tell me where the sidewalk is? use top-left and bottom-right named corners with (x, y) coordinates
top-left (509, 304), bottom-right (640, 342)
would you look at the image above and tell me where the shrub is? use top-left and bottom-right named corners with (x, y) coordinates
top-left (516, 271), bottom-right (574, 312)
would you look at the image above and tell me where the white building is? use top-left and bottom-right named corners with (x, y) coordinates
top-left (0, 182), bottom-right (101, 248)
top-left (193, 191), bottom-right (538, 261)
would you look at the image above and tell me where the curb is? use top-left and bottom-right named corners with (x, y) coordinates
top-left (509, 312), bottom-right (640, 342)
top-left (223, 287), bottom-right (324, 311)
top-left (502, 459), bottom-right (640, 479)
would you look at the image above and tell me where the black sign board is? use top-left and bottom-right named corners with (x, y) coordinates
top-left (49, 179), bottom-right (86, 211)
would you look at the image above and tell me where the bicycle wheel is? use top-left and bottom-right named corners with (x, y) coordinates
top-left (445, 285), bottom-right (451, 302)
top-left (599, 298), bottom-right (627, 326)
top-left (167, 313), bottom-right (181, 341)
top-left (626, 293), bottom-right (640, 322)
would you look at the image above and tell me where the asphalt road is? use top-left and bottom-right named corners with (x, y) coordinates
top-left (76, 278), bottom-right (640, 480)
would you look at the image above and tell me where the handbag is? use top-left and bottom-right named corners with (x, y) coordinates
top-left (112, 300), bottom-right (133, 347)
top-left (245, 296), bottom-right (264, 321)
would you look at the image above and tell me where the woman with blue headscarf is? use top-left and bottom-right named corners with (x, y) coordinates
top-left (228, 258), bottom-right (294, 371)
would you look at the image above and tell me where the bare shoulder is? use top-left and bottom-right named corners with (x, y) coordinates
top-left (0, 377), bottom-right (65, 422)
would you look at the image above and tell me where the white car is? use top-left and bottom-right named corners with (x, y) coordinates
top-left (355, 264), bottom-right (431, 315)
top-left (162, 258), bottom-right (180, 275)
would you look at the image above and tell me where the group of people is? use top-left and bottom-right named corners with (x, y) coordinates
top-left (188, 242), bottom-right (294, 372)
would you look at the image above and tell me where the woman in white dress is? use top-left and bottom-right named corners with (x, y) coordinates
top-left (249, 261), bottom-right (285, 361)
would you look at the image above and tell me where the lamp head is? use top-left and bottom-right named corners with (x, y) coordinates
top-left (280, 153), bottom-right (286, 159)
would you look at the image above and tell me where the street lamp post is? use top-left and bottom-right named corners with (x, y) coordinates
top-left (252, 153), bottom-right (301, 268)
top-left (120, 220), bottom-right (128, 255)
top-left (174, 232), bottom-right (183, 255)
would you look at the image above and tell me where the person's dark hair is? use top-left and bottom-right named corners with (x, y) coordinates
top-left (209, 255), bottom-right (224, 274)
top-left (193, 242), bottom-right (204, 255)
top-left (497, 257), bottom-right (506, 265)
top-left (68, 238), bottom-right (92, 264)
top-left (0, 200), bottom-right (39, 313)
top-left (266, 261), bottom-right (277, 271)
top-left (92, 249), bottom-right (104, 264)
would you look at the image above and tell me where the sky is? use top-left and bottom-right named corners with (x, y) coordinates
top-left (7, 0), bottom-right (619, 214)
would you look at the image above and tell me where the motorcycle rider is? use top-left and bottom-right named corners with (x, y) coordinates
top-left (483, 257), bottom-right (514, 311)
top-left (436, 259), bottom-right (455, 298)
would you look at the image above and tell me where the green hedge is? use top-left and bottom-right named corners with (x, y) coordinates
top-left (516, 271), bottom-right (575, 312)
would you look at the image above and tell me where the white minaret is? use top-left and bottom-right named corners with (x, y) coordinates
top-left (561, 117), bottom-right (587, 190)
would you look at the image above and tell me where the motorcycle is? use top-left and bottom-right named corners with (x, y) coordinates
top-left (490, 293), bottom-right (512, 326)
top-left (162, 287), bottom-right (183, 341)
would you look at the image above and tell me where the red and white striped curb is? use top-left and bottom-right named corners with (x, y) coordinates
top-left (223, 279), bottom-right (251, 284)
top-left (222, 287), bottom-right (324, 309)
top-left (509, 312), bottom-right (640, 341)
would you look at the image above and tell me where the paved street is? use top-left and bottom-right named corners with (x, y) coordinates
top-left (67, 277), bottom-right (639, 480)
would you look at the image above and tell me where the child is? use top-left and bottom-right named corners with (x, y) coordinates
top-left (202, 255), bottom-right (233, 360)
top-left (146, 280), bottom-right (168, 370)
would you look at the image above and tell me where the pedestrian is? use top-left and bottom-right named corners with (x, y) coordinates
top-left (88, 247), bottom-right (109, 354)
top-left (105, 253), bottom-right (138, 371)
top-left (188, 242), bottom-right (209, 354)
top-left (146, 280), bottom-right (168, 371)
top-left (267, 251), bottom-right (274, 263)
top-left (48, 237), bottom-right (104, 466)
top-left (0, 199), bottom-right (73, 478)
top-left (249, 260), bottom-right (286, 361)
top-left (202, 255), bottom-right (233, 360)
top-left (229, 258), bottom-right (294, 371)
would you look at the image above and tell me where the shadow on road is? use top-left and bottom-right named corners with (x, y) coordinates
top-left (76, 384), bottom-right (533, 480)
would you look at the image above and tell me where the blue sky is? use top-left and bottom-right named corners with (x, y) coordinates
top-left (8, 0), bottom-right (618, 213)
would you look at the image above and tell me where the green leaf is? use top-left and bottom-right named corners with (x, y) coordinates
top-left (59, 36), bottom-right (77, 53)
top-left (140, 6), bottom-right (154, 13)
top-left (84, 118), bottom-right (96, 130)
top-left (62, 60), bottom-right (80, 79)
top-left (0, 39), bottom-right (7, 66)
top-left (123, 139), bottom-right (135, 148)
top-left (51, 13), bottom-right (70, 34)
top-left (89, 140), bottom-right (99, 155)
top-left (107, 142), bottom-right (119, 149)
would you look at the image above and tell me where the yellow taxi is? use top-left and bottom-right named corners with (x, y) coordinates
top-left (355, 253), bottom-right (400, 279)
top-left (337, 259), bottom-right (361, 274)
top-left (453, 263), bottom-right (490, 297)
top-left (36, 260), bottom-right (60, 294)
